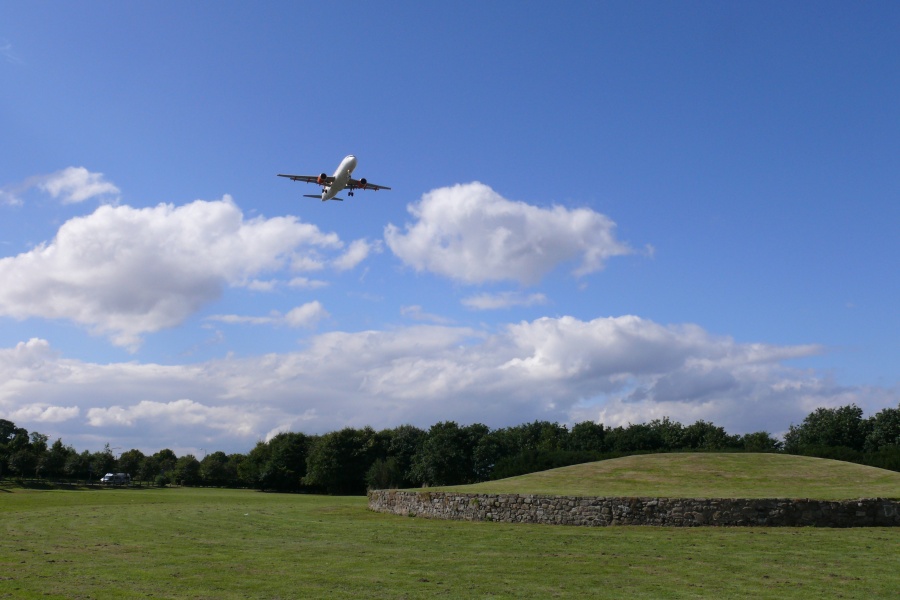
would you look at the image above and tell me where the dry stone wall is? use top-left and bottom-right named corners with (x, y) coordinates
top-left (368, 490), bottom-right (900, 527)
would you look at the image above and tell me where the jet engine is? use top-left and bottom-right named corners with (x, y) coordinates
top-left (316, 173), bottom-right (328, 185)
top-left (358, 178), bottom-right (367, 189)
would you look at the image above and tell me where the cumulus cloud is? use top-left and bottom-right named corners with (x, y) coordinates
top-left (0, 197), bottom-right (345, 349)
top-left (2, 165), bottom-right (118, 211)
top-left (385, 183), bottom-right (632, 285)
top-left (38, 167), bottom-right (120, 204)
top-left (86, 399), bottom-right (257, 437)
top-left (462, 291), bottom-right (549, 310)
top-left (1, 319), bottom-right (893, 454)
top-left (7, 404), bottom-right (80, 423)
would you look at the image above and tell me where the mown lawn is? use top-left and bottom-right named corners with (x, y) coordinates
top-left (1, 485), bottom-right (898, 599)
top-left (433, 454), bottom-right (900, 499)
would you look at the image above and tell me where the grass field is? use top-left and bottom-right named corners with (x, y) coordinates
top-left (430, 453), bottom-right (900, 499)
top-left (1, 482), bottom-right (898, 598)
top-left (0, 489), bottom-right (900, 599)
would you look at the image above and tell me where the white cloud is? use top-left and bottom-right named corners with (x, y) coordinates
top-left (38, 167), bottom-right (120, 204)
top-left (1, 320), bottom-right (893, 454)
top-left (0, 197), bottom-right (343, 349)
top-left (288, 277), bottom-right (329, 289)
top-left (285, 302), bottom-right (328, 328)
top-left (385, 183), bottom-right (632, 285)
top-left (0, 186), bottom-right (25, 206)
top-left (208, 302), bottom-right (328, 329)
top-left (245, 279), bottom-right (279, 292)
top-left (206, 313), bottom-right (278, 326)
top-left (1, 174), bottom-right (43, 206)
top-left (462, 291), bottom-right (549, 310)
top-left (400, 305), bottom-right (454, 324)
top-left (7, 404), bottom-right (80, 423)
top-left (332, 239), bottom-right (381, 271)
top-left (86, 399), bottom-right (259, 438)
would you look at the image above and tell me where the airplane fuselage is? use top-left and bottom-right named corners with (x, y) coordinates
top-left (278, 154), bottom-right (389, 201)
top-left (321, 154), bottom-right (358, 201)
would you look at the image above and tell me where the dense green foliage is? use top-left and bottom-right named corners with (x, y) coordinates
top-left (1, 401), bottom-right (898, 495)
top-left (783, 404), bottom-right (900, 470)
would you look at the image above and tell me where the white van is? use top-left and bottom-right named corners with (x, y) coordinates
top-left (100, 473), bottom-right (131, 484)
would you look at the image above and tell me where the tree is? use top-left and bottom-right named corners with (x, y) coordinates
top-left (8, 449), bottom-right (36, 478)
top-left (200, 451), bottom-right (237, 487)
top-left (365, 457), bottom-right (404, 490)
top-left (138, 456), bottom-right (159, 484)
top-left (305, 427), bottom-right (378, 495)
top-left (28, 431), bottom-right (49, 477)
top-left (567, 421), bottom-right (606, 452)
top-left (152, 449), bottom-right (178, 476)
top-left (90, 445), bottom-right (117, 477)
top-left (409, 422), bottom-right (489, 486)
top-left (648, 418), bottom-right (685, 450)
top-left (739, 431), bottom-right (783, 452)
top-left (864, 406), bottom-right (900, 452)
top-left (605, 423), bottom-right (664, 452)
top-left (29, 432), bottom-right (49, 454)
top-left (173, 455), bottom-right (201, 486)
top-left (681, 420), bottom-right (739, 450)
top-left (784, 405), bottom-right (870, 453)
top-left (0, 420), bottom-right (27, 477)
top-left (490, 448), bottom-right (602, 480)
top-left (118, 449), bottom-right (145, 479)
top-left (64, 450), bottom-right (92, 480)
top-left (472, 431), bottom-right (506, 481)
top-left (379, 425), bottom-right (426, 487)
top-left (259, 432), bottom-right (311, 492)
top-left (226, 454), bottom-right (246, 486)
top-left (239, 441), bottom-right (271, 489)
top-left (43, 439), bottom-right (76, 479)
top-left (7, 427), bottom-right (30, 452)
top-left (501, 421), bottom-right (568, 454)
top-left (0, 419), bottom-right (18, 445)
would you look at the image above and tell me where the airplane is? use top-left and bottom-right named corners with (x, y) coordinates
top-left (278, 154), bottom-right (391, 201)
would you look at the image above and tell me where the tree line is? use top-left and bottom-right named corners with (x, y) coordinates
top-left (2, 402), bottom-right (898, 495)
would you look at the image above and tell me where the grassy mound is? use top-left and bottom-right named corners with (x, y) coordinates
top-left (432, 453), bottom-right (900, 500)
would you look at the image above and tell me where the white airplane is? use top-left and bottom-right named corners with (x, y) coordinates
top-left (278, 154), bottom-right (391, 201)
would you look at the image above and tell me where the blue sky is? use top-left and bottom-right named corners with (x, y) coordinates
top-left (1, 1), bottom-right (897, 454)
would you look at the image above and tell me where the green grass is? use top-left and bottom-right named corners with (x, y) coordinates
top-left (1, 485), bottom-right (898, 599)
top-left (431, 453), bottom-right (900, 499)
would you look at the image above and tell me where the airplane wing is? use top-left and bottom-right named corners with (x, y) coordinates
top-left (277, 174), bottom-right (335, 185)
top-left (348, 177), bottom-right (391, 191)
